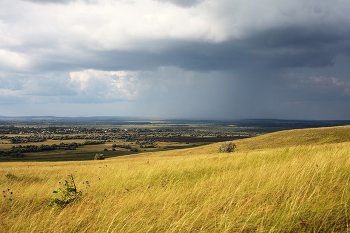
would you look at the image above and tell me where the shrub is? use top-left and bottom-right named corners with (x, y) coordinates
top-left (47, 174), bottom-right (82, 209)
top-left (218, 141), bottom-right (236, 153)
top-left (5, 173), bottom-right (17, 180)
top-left (94, 154), bottom-right (105, 160)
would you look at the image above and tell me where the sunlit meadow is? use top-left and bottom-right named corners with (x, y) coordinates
top-left (1, 126), bottom-right (350, 232)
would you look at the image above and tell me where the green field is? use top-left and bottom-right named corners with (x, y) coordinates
top-left (0, 137), bottom-right (212, 162)
top-left (1, 125), bottom-right (350, 232)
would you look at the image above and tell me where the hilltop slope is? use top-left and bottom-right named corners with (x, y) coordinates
top-left (234, 125), bottom-right (350, 152)
top-left (139, 125), bottom-right (350, 156)
top-left (1, 125), bottom-right (350, 232)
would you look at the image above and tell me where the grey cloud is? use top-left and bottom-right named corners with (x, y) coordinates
top-left (0, 95), bottom-right (28, 105)
top-left (21, 0), bottom-right (74, 4)
top-left (0, 75), bottom-right (26, 91)
top-left (153, 0), bottom-right (203, 7)
top-left (84, 30), bottom-right (345, 73)
top-left (11, 21), bottom-right (350, 119)
top-left (2, 0), bottom-right (350, 119)
top-left (247, 26), bottom-right (346, 50)
top-left (23, 77), bottom-right (77, 96)
top-left (21, 0), bottom-right (97, 4)
top-left (0, 73), bottom-right (79, 105)
top-left (1, 67), bottom-right (350, 120)
top-left (7, 1), bottom-right (350, 74)
top-left (89, 24), bottom-right (349, 72)
top-left (283, 76), bottom-right (350, 102)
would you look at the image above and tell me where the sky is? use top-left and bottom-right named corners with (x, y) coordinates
top-left (1, 0), bottom-right (350, 120)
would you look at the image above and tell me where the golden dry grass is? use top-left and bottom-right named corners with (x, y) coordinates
top-left (0, 126), bottom-right (350, 232)
top-left (234, 125), bottom-right (350, 152)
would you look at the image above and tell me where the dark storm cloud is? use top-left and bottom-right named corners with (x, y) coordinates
top-left (245, 26), bottom-right (350, 67)
top-left (34, 24), bottom-right (349, 73)
top-left (104, 24), bottom-right (347, 72)
top-left (248, 26), bottom-right (344, 50)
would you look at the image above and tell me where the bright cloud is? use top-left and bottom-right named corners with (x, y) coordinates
top-left (69, 69), bottom-right (140, 100)
top-left (2, 0), bottom-right (349, 53)
top-left (0, 49), bottom-right (30, 70)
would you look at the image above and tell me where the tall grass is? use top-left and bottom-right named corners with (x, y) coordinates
top-left (0, 126), bottom-right (350, 232)
top-left (234, 125), bottom-right (350, 151)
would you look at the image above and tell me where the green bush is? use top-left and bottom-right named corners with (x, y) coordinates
top-left (218, 141), bottom-right (236, 153)
top-left (47, 174), bottom-right (82, 209)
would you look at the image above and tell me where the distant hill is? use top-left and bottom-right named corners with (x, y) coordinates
top-left (0, 117), bottom-right (350, 130)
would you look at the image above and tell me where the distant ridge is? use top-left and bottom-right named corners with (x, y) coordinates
top-left (0, 117), bottom-right (349, 129)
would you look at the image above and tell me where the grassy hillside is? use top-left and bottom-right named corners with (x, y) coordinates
top-left (1, 126), bottom-right (350, 232)
top-left (234, 125), bottom-right (350, 151)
